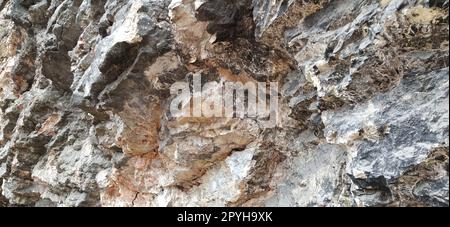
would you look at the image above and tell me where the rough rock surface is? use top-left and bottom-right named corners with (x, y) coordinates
top-left (0, 0), bottom-right (448, 207)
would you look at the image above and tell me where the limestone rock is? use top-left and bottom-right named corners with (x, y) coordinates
top-left (0, 0), bottom-right (448, 207)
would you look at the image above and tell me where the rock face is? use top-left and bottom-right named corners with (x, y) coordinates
top-left (0, 0), bottom-right (448, 207)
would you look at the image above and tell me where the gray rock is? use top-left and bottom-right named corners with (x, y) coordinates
top-left (0, 0), bottom-right (448, 207)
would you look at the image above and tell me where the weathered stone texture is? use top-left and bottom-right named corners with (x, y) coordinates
top-left (0, 0), bottom-right (448, 206)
